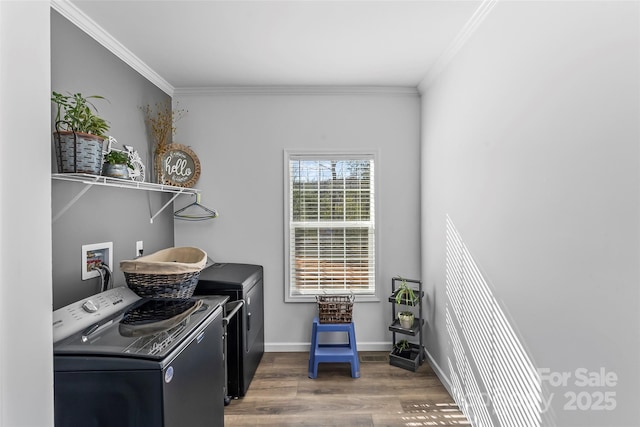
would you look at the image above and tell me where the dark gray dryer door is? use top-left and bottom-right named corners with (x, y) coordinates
top-left (244, 278), bottom-right (264, 388)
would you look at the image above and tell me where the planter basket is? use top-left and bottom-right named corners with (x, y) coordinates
top-left (54, 127), bottom-right (105, 174)
top-left (389, 342), bottom-right (422, 372)
top-left (120, 247), bottom-right (207, 299)
top-left (316, 294), bottom-right (354, 324)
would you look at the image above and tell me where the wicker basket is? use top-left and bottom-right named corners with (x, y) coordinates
top-left (316, 294), bottom-right (354, 324)
top-left (120, 247), bottom-right (207, 299)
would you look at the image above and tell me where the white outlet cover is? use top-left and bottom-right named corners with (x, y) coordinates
top-left (82, 242), bottom-right (113, 280)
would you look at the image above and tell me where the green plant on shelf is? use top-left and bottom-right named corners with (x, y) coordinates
top-left (392, 339), bottom-right (412, 358)
top-left (104, 150), bottom-right (133, 169)
top-left (51, 91), bottom-right (110, 137)
top-left (395, 276), bottom-right (417, 306)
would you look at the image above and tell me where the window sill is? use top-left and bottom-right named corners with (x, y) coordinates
top-left (285, 294), bottom-right (381, 303)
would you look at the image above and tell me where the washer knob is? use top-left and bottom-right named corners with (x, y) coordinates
top-left (82, 300), bottom-right (99, 313)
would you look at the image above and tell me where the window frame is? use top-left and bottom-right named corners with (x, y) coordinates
top-left (284, 149), bottom-right (379, 303)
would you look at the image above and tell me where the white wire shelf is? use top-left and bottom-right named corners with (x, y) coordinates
top-left (52, 173), bottom-right (200, 224)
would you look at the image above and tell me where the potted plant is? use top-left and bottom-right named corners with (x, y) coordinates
top-left (52, 91), bottom-right (110, 174)
top-left (398, 311), bottom-right (415, 329)
top-left (392, 339), bottom-right (412, 359)
top-left (102, 150), bottom-right (133, 179)
top-left (389, 338), bottom-right (421, 371)
top-left (395, 277), bottom-right (417, 329)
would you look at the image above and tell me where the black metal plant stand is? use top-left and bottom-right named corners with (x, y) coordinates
top-left (388, 276), bottom-right (425, 371)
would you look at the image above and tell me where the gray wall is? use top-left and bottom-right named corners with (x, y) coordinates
top-left (173, 91), bottom-right (422, 349)
top-left (421, 1), bottom-right (639, 426)
top-left (51, 11), bottom-right (175, 309)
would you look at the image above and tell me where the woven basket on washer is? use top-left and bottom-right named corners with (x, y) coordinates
top-left (120, 247), bottom-right (207, 299)
top-left (316, 294), bottom-right (354, 324)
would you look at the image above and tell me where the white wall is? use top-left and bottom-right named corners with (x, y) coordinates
top-left (174, 90), bottom-right (421, 350)
top-left (421, 1), bottom-right (639, 426)
top-left (0, 1), bottom-right (53, 426)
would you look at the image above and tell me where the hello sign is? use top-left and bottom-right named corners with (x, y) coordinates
top-left (159, 144), bottom-right (201, 188)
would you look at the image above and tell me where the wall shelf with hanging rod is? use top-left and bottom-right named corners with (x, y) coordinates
top-left (51, 173), bottom-right (200, 224)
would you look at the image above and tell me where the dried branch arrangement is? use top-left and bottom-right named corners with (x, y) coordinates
top-left (141, 102), bottom-right (187, 154)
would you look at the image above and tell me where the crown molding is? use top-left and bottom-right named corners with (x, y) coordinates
top-left (50, 0), bottom-right (494, 98)
top-left (173, 85), bottom-right (420, 97)
top-left (50, 0), bottom-right (174, 96)
top-left (418, 0), bottom-right (499, 93)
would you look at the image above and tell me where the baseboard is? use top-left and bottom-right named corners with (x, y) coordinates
top-left (423, 347), bottom-right (454, 393)
top-left (265, 341), bottom-right (392, 353)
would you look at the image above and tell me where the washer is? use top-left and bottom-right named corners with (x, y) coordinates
top-left (53, 286), bottom-right (228, 427)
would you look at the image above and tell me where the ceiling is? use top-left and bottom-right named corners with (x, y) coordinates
top-left (67, 0), bottom-right (483, 90)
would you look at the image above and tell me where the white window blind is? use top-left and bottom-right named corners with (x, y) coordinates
top-left (285, 152), bottom-right (376, 300)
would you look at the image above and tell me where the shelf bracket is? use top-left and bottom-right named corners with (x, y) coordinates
top-left (150, 190), bottom-right (185, 224)
top-left (52, 176), bottom-right (100, 223)
top-left (52, 174), bottom-right (200, 224)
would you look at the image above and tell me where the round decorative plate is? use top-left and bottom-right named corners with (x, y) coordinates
top-left (158, 144), bottom-right (201, 188)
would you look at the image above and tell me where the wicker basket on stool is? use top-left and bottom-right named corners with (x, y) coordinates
top-left (120, 247), bottom-right (207, 299)
top-left (316, 294), bottom-right (354, 324)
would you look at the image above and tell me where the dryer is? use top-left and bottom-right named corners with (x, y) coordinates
top-left (196, 263), bottom-right (264, 399)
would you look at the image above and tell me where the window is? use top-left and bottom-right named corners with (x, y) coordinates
top-left (285, 151), bottom-right (376, 301)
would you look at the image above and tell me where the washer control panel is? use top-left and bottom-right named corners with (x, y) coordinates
top-left (53, 286), bottom-right (140, 343)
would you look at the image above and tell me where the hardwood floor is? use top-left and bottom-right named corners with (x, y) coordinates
top-left (224, 352), bottom-right (470, 426)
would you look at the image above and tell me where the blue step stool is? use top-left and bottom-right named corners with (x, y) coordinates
top-left (308, 316), bottom-right (360, 379)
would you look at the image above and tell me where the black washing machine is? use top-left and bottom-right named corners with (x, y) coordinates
top-left (196, 263), bottom-right (264, 399)
top-left (53, 286), bottom-right (228, 427)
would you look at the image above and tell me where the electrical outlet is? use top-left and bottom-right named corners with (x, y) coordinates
top-left (136, 240), bottom-right (143, 257)
top-left (82, 242), bottom-right (113, 280)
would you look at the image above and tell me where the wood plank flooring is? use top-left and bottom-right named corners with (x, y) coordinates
top-left (224, 352), bottom-right (470, 427)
